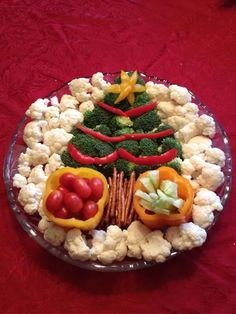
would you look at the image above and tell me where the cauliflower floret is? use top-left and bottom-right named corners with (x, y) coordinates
top-left (95, 225), bottom-right (127, 264)
top-left (140, 230), bottom-right (171, 263)
top-left (91, 72), bottom-right (109, 90)
top-left (196, 163), bottom-right (224, 191)
top-left (59, 109), bottom-right (84, 132)
top-left (192, 205), bottom-right (215, 229)
top-left (182, 142), bottom-right (209, 159)
top-left (18, 164), bottom-right (31, 177)
top-left (69, 78), bottom-right (92, 95)
top-left (27, 143), bottom-right (51, 166)
top-left (165, 222), bottom-right (207, 250)
top-left (167, 116), bottom-right (191, 131)
top-left (182, 102), bottom-right (199, 117)
top-left (89, 229), bottom-right (107, 261)
top-left (44, 106), bottom-right (60, 129)
top-left (126, 221), bottom-right (151, 259)
top-left (146, 83), bottom-right (170, 101)
top-left (169, 84), bottom-right (192, 105)
top-left (26, 98), bottom-right (48, 120)
top-left (64, 229), bottom-right (91, 261)
top-left (23, 120), bottom-right (48, 148)
top-left (28, 165), bottom-right (47, 184)
top-left (91, 87), bottom-right (104, 102)
top-left (194, 188), bottom-right (223, 211)
top-left (75, 91), bottom-right (91, 103)
top-left (181, 159), bottom-right (196, 176)
top-left (175, 122), bottom-right (200, 143)
top-left (44, 128), bottom-right (73, 154)
top-left (188, 135), bottom-right (212, 147)
top-left (50, 96), bottom-right (59, 107)
top-left (204, 147), bottom-right (225, 167)
top-left (196, 114), bottom-right (216, 138)
top-left (157, 101), bottom-right (176, 119)
top-left (13, 173), bottom-right (27, 188)
top-left (59, 94), bottom-right (79, 111)
top-left (79, 100), bottom-right (95, 115)
top-left (44, 224), bottom-right (66, 247)
top-left (38, 217), bottom-right (53, 233)
top-left (18, 183), bottom-right (42, 215)
top-left (44, 153), bottom-right (63, 175)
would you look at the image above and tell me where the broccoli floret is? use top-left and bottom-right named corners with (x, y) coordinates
top-left (161, 137), bottom-right (182, 158)
top-left (71, 126), bottom-right (83, 137)
top-left (71, 134), bottom-right (115, 157)
top-left (157, 123), bottom-right (174, 133)
top-left (113, 127), bottom-right (134, 136)
top-left (164, 157), bottom-right (182, 174)
top-left (110, 116), bottom-right (133, 132)
top-left (61, 150), bottom-right (96, 169)
top-left (104, 93), bottom-right (130, 111)
top-left (114, 71), bottom-right (145, 85)
top-left (100, 163), bottom-right (116, 177)
top-left (93, 124), bottom-right (112, 136)
top-left (83, 105), bottom-right (113, 128)
top-left (134, 92), bottom-right (151, 107)
top-left (133, 110), bottom-right (161, 132)
top-left (116, 140), bottom-right (140, 157)
top-left (115, 159), bottom-right (136, 177)
top-left (139, 138), bottom-right (159, 156)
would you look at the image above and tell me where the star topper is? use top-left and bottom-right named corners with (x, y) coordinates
top-left (107, 70), bottom-right (146, 105)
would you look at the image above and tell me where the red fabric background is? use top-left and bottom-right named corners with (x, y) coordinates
top-left (0, 0), bottom-right (236, 313)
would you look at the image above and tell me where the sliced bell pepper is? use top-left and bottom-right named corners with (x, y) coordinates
top-left (133, 167), bottom-right (194, 229)
top-left (43, 167), bottom-right (109, 230)
top-left (97, 101), bottom-right (157, 118)
top-left (76, 123), bottom-right (173, 142)
top-left (68, 143), bottom-right (119, 164)
top-left (117, 148), bottom-right (177, 165)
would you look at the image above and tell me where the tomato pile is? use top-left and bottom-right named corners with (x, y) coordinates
top-left (46, 172), bottom-right (104, 220)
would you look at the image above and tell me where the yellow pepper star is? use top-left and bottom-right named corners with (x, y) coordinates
top-left (107, 70), bottom-right (146, 105)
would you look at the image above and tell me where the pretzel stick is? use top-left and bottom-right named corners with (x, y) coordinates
top-left (123, 178), bottom-right (128, 199)
top-left (118, 171), bottom-right (124, 226)
top-left (124, 172), bottom-right (135, 226)
top-left (127, 172), bottom-right (136, 225)
top-left (110, 168), bottom-right (117, 222)
top-left (113, 173), bottom-right (119, 225)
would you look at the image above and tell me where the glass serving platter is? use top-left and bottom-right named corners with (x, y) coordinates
top-left (3, 73), bottom-right (233, 272)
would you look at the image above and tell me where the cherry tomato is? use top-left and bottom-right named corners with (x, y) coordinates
top-left (63, 192), bottom-right (83, 213)
top-left (82, 200), bottom-right (98, 220)
top-left (46, 190), bottom-right (63, 214)
top-left (59, 173), bottom-right (77, 190)
top-left (89, 177), bottom-right (104, 202)
top-left (55, 207), bottom-right (69, 219)
top-left (57, 185), bottom-right (69, 195)
top-left (72, 177), bottom-right (92, 199)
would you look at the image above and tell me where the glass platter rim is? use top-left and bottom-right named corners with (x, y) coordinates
top-left (3, 72), bottom-right (233, 272)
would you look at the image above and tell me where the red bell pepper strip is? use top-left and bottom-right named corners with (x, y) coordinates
top-left (97, 102), bottom-right (128, 117)
top-left (124, 102), bottom-right (157, 117)
top-left (117, 148), bottom-right (177, 165)
top-left (76, 124), bottom-right (126, 142)
top-left (97, 101), bottom-right (157, 118)
top-left (77, 124), bottom-right (173, 142)
top-left (68, 143), bottom-right (119, 165)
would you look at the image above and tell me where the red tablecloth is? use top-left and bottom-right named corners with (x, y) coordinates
top-left (1, 1), bottom-right (236, 313)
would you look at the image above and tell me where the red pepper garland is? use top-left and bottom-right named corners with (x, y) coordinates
top-left (76, 124), bottom-right (174, 142)
top-left (97, 101), bottom-right (157, 118)
top-left (68, 143), bottom-right (177, 166)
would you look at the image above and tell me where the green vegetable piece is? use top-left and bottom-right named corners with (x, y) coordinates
top-left (154, 189), bottom-right (175, 210)
top-left (116, 140), bottom-right (140, 157)
top-left (134, 92), bottom-right (151, 107)
top-left (113, 127), bottom-right (134, 136)
top-left (139, 177), bottom-right (156, 193)
top-left (164, 157), bottom-right (182, 174)
top-left (148, 170), bottom-right (160, 189)
top-left (83, 105), bottom-right (113, 128)
top-left (160, 180), bottom-right (178, 199)
top-left (161, 137), bottom-right (182, 158)
top-left (133, 110), bottom-right (161, 132)
top-left (93, 124), bottom-right (112, 136)
top-left (139, 138), bottom-right (159, 156)
top-left (172, 198), bottom-right (185, 210)
top-left (135, 190), bottom-right (153, 202)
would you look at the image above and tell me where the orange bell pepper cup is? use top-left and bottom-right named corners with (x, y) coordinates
top-left (133, 167), bottom-right (194, 229)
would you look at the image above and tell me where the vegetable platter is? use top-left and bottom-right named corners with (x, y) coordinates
top-left (4, 71), bottom-right (232, 271)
